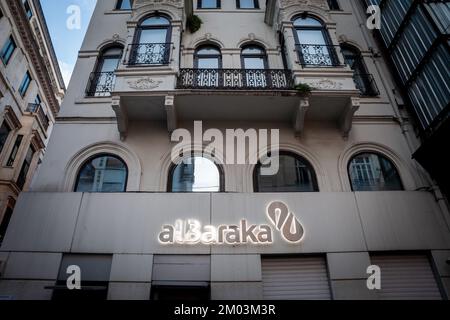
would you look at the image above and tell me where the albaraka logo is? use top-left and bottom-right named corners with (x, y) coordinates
top-left (158, 201), bottom-right (305, 245)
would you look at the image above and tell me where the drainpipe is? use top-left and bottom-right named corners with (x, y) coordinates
top-left (185, 0), bottom-right (193, 17)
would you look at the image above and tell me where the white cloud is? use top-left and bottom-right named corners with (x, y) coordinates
top-left (58, 60), bottom-right (74, 87)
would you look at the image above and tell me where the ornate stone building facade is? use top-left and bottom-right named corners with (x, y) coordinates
top-left (0, 0), bottom-right (65, 245)
top-left (0, 0), bottom-right (449, 300)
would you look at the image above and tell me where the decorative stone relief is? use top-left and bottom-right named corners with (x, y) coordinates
top-left (134, 0), bottom-right (183, 6)
top-left (280, 0), bottom-right (328, 10)
top-left (127, 77), bottom-right (163, 90)
top-left (278, 0), bottom-right (332, 23)
top-left (305, 78), bottom-right (344, 90)
top-left (112, 34), bottom-right (120, 42)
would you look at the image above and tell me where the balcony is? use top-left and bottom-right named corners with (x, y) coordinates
top-left (127, 43), bottom-right (171, 66)
top-left (353, 73), bottom-right (380, 97)
top-left (177, 69), bottom-right (294, 90)
top-left (26, 103), bottom-right (49, 132)
top-left (296, 44), bottom-right (343, 67)
top-left (86, 72), bottom-right (116, 97)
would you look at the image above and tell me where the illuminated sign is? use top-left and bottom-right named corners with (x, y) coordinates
top-left (158, 201), bottom-right (304, 245)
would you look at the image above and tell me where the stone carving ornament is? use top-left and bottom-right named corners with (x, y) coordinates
top-left (305, 78), bottom-right (344, 90)
top-left (134, 0), bottom-right (183, 7)
top-left (127, 77), bottom-right (163, 90)
top-left (280, 0), bottom-right (328, 10)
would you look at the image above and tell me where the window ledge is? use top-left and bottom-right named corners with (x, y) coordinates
top-left (75, 97), bottom-right (112, 104)
top-left (104, 10), bottom-right (132, 15)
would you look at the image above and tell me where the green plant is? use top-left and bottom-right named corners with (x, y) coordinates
top-left (294, 83), bottom-right (313, 94)
top-left (187, 15), bottom-right (203, 33)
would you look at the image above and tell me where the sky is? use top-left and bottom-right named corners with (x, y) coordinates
top-left (40, 0), bottom-right (97, 86)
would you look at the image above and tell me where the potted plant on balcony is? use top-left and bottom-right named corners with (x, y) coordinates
top-left (294, 83), bottom-right (313, 95)
top-left (187, 14), bottom-right (203, 33)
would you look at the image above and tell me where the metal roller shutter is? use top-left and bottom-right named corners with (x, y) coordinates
top-left (371, 254), bottom-right (442, 300)
top-left (261, 257), bottom-right (332, 300)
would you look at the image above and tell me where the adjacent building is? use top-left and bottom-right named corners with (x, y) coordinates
top-left (364, 0), bottom-right (450, 201)
top-left (0, 0), bottom-right (65, 245)
top-left (0, 0), bottom-right (449, 300)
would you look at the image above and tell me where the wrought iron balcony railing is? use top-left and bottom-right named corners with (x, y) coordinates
top-left (128, 43), bottom-right (171, 65)
top-left (353, 73), bottom-right (380, 97)
top-left (86, 72), bottom-right (116, 97)
top-left (296, 44), bottom-right (343, 67)
top-left (177, 68), bottom-right (294, 90)
top-left (27, 103), bottom-right (49, 131)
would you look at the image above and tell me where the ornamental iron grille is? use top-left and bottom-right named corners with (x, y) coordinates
top-left (26, 103), bottom-right (49, 131)
top-left (297, 44), bottom-right (341, 67)
top-left (353, 73), bottom-right (380, 96)
top-left (177, 68), bottom-right (294, 90)
top-left (128, 43), bottom-right (171, 65)
top-left (86, 72), bottom-right (116, 97)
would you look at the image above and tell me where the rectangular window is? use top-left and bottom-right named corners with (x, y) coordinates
top-left (52, 254), bottom-right (112, 300)
top-left (22, 0), bottom-right (32, 19)
top-left (1, 36), bottom-right (17, 65)
top-left (327, 0), bottom-right (341, 10)
top-left (18, 71), bottom-right (31, 97)
top-left (0, 207), bottom-right (14, 246)
top-left (16, 145), bottom-right (35, 190)
top-left (236, 0), bottom-right (259, 9)
top-left (198, 0), bottom-right (220, 9)
top-left (6, 135), bottom-right (23, 167)
top-left (0, 122), bottom-right (12, 155)
top-left (35, 94), bottom-right (41, 105)
top-left (115, 0), bottom-right (131, 10)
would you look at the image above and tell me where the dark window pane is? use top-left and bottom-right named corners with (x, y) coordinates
top-left (16, 146), bottom-right (35, 190)
top-left (1, 36), bottom-right (17, 65)
top-left (0, 122), bottom-right (11, 154)
top-left (255, 153), bottom-right (319, 192)
top-left (75, 155), bottom-right (127, 192)
top-left (171, 157), bottom-right (221, 192)
top-left (0, 207), bottom-right (14, 245)
top-left (238, 0), bottom-right (258, 9)
top-left (199, 0), bottom-right (219, 9)
top-left (7, 135), bottom-right (23, 167)
top-left (349, 153), bottom-right (403, 191)
top-left (116, 0), bottom-right (131, 10)
top-left (23, 0), bottom-right (33, 18)
top-left (327, 0), bottom-right (340, 10)
top-left (19, 71), bottom-right (32, 97)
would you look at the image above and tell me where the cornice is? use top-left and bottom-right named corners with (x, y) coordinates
top-left (6, 0), bottom-right (60, 116)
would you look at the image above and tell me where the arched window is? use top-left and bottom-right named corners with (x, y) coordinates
top-left (130, 15), bottom-right (172, 65)
top-left (292, 15), bottom-right (338, 66)
top-left (195, 45), bottom-right (222, 69)
top-left (254, 152), bottom-right (319, 192)
top-left (341, 44), bottom-right (379, 96)
top-left (87, 46), bottom-right (123, 96)
top-left (241, 45), bottom-right (267, 70)
top-left (75, 154), bottom-right (128, 192)
top-left (169, 156), bottom-right (223, 192)
top-left (348, 153), bottom-right (403, 191)
top-left (194, 45), bottom-right (222, 87)
top-left (241, 45), bottom-right (268, 88)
